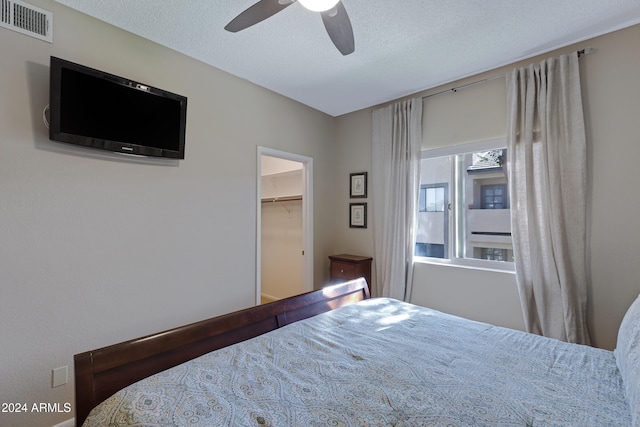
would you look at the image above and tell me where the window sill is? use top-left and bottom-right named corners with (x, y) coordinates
top-left (413, 256), bottom-right (516, 274)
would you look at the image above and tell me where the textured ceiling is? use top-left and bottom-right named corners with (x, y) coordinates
top-left (55, 0), bottom-right (640, 116)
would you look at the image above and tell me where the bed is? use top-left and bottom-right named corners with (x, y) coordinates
top-left (75, 278), bottom-right (640, 426)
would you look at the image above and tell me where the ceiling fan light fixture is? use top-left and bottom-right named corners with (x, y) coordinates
top-left (298, 0), bottom-right (340, 12)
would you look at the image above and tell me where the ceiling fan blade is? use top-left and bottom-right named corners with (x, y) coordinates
top-left (321, 1), bottom-right (355, 55)
top-left (225, 0), bottom-right (294, 33)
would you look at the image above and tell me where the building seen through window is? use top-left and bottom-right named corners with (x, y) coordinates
top-left (416, 147), bottom-right (513, 264)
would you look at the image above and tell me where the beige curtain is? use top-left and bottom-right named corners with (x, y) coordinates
top-left (371, 98), bottom-right (422, 301)
top-left (506, 52), bottom-right (590, 345)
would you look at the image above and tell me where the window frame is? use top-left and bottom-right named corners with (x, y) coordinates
top-left (414, 138), bottom-right (515, 273)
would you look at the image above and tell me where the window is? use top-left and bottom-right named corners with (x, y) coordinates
top-left (415, 141), bottom-right (513, 269)
top-left (415, 243), bottom-right (445, 258)
top-left (478, 247), bottom-right (508, 261)
top-left (481, 184), bottom-right (507, 209)
top-left (419, 185), bottom-right (446, 212)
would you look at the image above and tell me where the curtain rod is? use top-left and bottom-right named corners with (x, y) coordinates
top-left (421, 47), bottom-right (594, 101)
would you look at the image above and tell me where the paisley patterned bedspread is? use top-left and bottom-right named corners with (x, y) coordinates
top-left (82, 298), bottom-right (631, 426)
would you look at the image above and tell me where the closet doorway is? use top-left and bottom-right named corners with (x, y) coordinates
top-left (256, 147), bottom-right (313, 305)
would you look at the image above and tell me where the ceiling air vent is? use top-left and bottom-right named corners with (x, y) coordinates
top-left (0, 0), bottom-right (52, 43)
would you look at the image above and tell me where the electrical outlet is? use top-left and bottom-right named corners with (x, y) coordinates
top-left (52, 366), bottom-right (68, 388)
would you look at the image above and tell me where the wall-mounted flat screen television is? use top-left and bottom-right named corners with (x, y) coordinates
top-left (49, 56), bottom-right (187, 159)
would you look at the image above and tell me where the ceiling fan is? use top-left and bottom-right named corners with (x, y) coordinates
top-left (225, 0), bottom-right (355, 55)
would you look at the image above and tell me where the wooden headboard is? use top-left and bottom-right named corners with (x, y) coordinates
top-left (74, 278), bottom-right (370, 426)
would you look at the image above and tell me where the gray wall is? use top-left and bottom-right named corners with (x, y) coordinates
top-left (0, 1), bottom-right (338, 426)
top-left (334, 24), bottom-right (640, 351)
top-left (3, 2), bottom-right (640, 425)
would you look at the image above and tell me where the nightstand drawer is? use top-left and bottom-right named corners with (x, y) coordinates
top-left (328, 254), bottom-right (373, 292)
top-left (331, 261), bottom-right (357, 279)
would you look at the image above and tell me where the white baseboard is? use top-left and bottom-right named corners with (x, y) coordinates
top-left (52, 418), bottom-right (75, 427)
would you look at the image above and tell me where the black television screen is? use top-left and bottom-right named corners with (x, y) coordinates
top-left (49, 56), bottom-right (187, 159)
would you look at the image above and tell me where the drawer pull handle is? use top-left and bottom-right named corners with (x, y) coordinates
top-left (340, 269), bottom-right (344, 273)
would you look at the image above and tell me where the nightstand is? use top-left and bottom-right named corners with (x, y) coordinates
top-left (328, 254), bottom-right (373, 291)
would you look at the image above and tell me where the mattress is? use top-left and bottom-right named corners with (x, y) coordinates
top-left (82, 298), bottom-right (630, 426)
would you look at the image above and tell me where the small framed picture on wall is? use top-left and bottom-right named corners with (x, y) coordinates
top-left (349, 203), bottom-right (367, 228)
top-left (350, 172), bottom-right (367, 198)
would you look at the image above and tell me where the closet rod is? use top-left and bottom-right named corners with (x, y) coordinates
top-left (261, 195), bottom-right (302, 203)
top-left (421, 47), bottom-right (594, 101)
